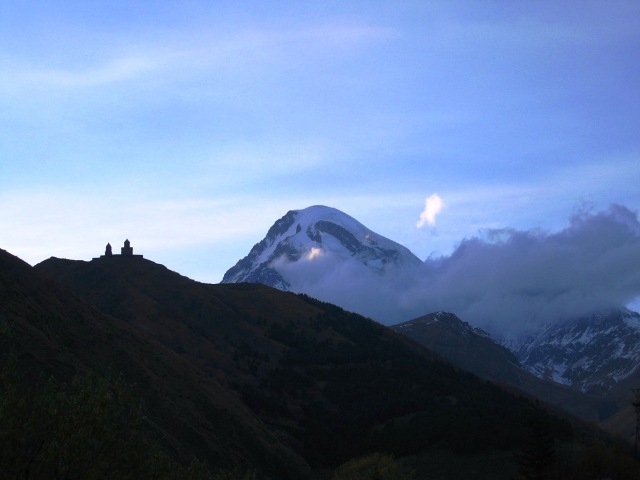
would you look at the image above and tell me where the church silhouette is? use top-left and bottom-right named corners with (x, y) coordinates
top-left (99, 239), bottom-right (143, 259)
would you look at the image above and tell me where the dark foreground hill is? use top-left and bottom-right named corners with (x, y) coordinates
top-left (0, 248), bottom-right (634, 478)
top-left (1, 248), bottom-right (307, 478)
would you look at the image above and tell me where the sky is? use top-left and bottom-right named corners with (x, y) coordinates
top-left (1, 1), bottom-right (639, 292)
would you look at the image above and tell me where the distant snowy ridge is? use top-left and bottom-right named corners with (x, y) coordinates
top-left (514, 308), bottom-right (640, 393)
top-left (222, 205), bottom-right (423, 292)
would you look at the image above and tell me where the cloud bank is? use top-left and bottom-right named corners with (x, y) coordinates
top-left (279, 204), bottom-right (640, 340)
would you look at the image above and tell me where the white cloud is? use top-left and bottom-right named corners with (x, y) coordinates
top-left (416, 193), bottom-right (444, 228)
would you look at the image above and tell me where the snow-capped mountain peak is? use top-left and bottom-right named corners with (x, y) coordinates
top-left (222, 205), bottom-right (423, 292)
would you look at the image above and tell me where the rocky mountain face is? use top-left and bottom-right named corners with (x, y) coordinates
top-left (222, 205), bottom-right (423, 290)
top-left (514, 308), bottom-right (640, 395)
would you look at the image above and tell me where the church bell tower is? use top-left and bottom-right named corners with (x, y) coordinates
top-left (121, 239), bottom-right (133, 256)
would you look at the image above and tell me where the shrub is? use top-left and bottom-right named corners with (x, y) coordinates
top-left (331, 453), bottom-right (414, 480)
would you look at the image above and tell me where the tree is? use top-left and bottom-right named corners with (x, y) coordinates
top-left (514, 401), bottom-right (557, 480)
top-left (570, 443), bottom-right (640, 480)
top-left (0, 362), bottom-right (211, 479)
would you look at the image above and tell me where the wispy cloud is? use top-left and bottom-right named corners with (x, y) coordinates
top-left (0, 49), bottom-right (179, 95)
top-left (19, 55), bottom-right (168, 88)
top-left (1, 19), bottom-right (392, 93)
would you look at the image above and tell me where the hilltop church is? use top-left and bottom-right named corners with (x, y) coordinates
top-left (99, 239), bottom-right (143, 259)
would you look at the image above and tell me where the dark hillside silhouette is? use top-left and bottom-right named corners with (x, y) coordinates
top-left (0, 248), bottom-right (308, 478)
top-left (34, 252), bottom-right (572, 469)
top-left (0, 246), bottom-right (633, 477)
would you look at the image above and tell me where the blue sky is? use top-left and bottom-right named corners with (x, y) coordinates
top-left (1, 1), bottom-right (639, 283)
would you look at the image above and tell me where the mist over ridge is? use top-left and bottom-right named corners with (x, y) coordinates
top-left (227, 204), bottom-right (640, 340)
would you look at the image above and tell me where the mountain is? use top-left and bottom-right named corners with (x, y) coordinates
top-left (1, 248), bottom-right (305, 478)
top-left (224, 206), bottom-right (640, 383)
top-left (222, 207), bottom-right (640, 423)
top-left (27, 249), bottom-right (594, 477)
top-left (392, 312), bottom-right (607, 422)
top-left (2, 245), bottom-right (636, 477)
top-left (393, 312), bottom-right (525, 384)
top-left (515, 308), bottom-right (640, 395)
top-left (222, 205), bottom-right (423, 291)
top-left (222, 206), bottom-right (640, 430)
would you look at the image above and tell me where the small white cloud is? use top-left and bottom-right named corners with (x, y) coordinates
top-left (417, 194), bottom-right (444, 228)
